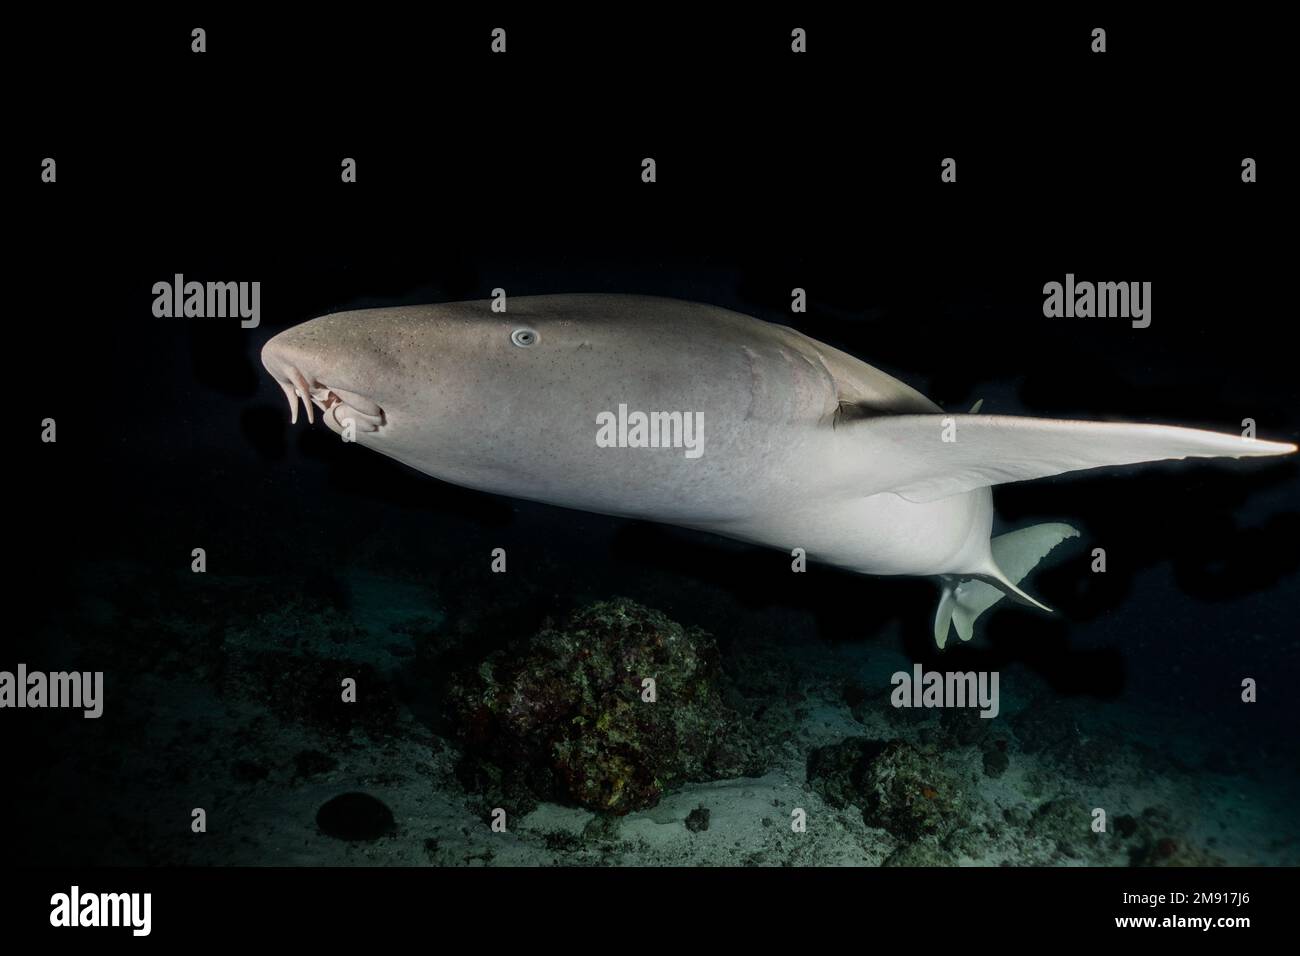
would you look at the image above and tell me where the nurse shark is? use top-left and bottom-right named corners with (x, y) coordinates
top-left (261, 294), bottom-right (1295, 647)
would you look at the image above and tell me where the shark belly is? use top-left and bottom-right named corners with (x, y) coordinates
top-left (702, 486), bottom-right (994, 577)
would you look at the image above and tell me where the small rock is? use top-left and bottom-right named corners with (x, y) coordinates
top-left (685, 806), bottom-right (711, 833)
top-left (315, 792), bottom-right (396, 842)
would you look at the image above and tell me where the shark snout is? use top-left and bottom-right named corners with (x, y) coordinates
top-left (261, 336), bottom-right (386, 433)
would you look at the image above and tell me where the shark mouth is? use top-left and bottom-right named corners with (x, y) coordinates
top-left (273, 367), bottom-right (386, 435)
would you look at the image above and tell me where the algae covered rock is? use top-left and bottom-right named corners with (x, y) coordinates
top-left (861, 740), bottom-right (965, 841)
top-left (807, 737), bottom-right (965, 841)
top-left (448, 598), bottom-right (764, 816)
top-left (806, 737), bottom-right (885, 810)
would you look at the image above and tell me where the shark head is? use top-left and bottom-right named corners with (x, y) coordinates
top-left (259, 296), bottom-right (747, 510)
top-left (261, 301), bottom-right (575, 463)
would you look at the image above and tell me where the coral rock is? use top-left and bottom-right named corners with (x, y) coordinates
top-left (448, 598), bottom-right (763, 816)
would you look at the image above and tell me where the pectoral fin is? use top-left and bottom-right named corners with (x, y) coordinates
top-left (851, 414), bottom-right (1295, 503)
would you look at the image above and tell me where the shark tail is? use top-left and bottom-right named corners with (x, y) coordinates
top-left (933, 522), bottom-right (1080, 649)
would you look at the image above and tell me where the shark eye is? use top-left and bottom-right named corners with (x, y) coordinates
top-left (511, 327), bottom-right (539, 348)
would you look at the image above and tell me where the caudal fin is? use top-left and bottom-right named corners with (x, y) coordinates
top-left (933, 523), bottom-right (1079, 648)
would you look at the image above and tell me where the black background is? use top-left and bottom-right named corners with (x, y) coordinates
top-left (5, 5), bottom-right (1296, 932)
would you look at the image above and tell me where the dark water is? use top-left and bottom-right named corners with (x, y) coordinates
top-left (9, 12), bottom-right (1296, 868)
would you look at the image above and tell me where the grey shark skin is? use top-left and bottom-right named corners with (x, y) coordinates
top-left (261, 294), bottom-right (1296, 647)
